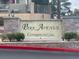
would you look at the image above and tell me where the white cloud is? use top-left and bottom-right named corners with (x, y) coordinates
top-left (49, 0), bottom-right (51, 2)
top-left (69, 0), bottom-right (79, 10)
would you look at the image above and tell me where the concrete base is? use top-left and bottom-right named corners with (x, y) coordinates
top-left (23, 38), bottom-right (63, 43)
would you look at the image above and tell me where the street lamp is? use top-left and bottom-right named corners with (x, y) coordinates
top-left (8, 0), bottom-right (15, 17)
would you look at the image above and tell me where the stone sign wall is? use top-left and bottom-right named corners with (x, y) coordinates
top-left (4, 18), bottom-right (20, 33)
top-left (20, 20), bottom-right (63, 41)
top-left (63, 16), bottom-right (79, 32)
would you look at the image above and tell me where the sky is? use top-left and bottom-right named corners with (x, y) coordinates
top-left (49, 0), bottom-right (79, 11)
top-left (69, 0), bottom-right (79, 10)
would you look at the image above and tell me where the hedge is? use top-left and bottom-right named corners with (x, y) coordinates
top-left (1, 33), bottom-right (25, 42)
top-left (63, 32), bottom-right (77, 41)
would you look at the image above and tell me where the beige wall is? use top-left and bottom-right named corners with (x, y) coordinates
top-left (20, 20), bottom-right (63, 41)
top-left (0, 13), bottom-right (50, 20)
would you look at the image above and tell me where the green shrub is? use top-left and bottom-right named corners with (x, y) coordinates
top-left (6, 33), bottom-right (15, 42)
top-left (0, 34), bottom-right (7, 42)
top-left (63, 32), bottom-right (77, 41)
top-left (14, 33), bottom-right (25, 41)
top-left (1, 32), bottom-right (25, 42)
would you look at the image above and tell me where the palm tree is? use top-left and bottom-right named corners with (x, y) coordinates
top-left (51, 0), bottom-right (57, 18)
top-left (51, 0), bottom-right (72, 18)
top-left (61, 0), bottom-right (72, 16)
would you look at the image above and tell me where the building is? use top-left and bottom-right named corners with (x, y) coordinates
top-left (0, 0), bottom-right (27, 13)
top-left (32, 0), bottom-right (51, 14)
top-left (0, 0), bottom-right (51, 13)
top-left (0, 0), bottom-right (51, 22)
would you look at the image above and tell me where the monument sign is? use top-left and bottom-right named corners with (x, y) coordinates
top-left (20, 20), bottom-right (63, 40)
top-left (4, 18), bottom-right (63, 41)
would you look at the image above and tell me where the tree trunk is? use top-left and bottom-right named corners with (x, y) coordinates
top-left (57, 0), bottom-right (61, 19)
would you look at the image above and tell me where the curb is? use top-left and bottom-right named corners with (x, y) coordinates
top-left (0, 45), bottom-right (79, 52)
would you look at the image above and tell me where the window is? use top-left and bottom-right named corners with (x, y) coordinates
top-left (9, 0), bottom-right (15, 3)
top-left (0, 0), bottom-right (9, 4)
top-left (32, 0), bottom-right (49, 4)
top-left (16, 0), bottom-right (19, 3)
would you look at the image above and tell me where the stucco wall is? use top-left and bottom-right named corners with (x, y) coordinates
top-left (4, 18), bottom-right (20, 33)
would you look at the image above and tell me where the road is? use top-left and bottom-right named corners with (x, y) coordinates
top-left (0, 49), bottom-right (78, 59)
top-left (0, 49), bottom-right (79, 59)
